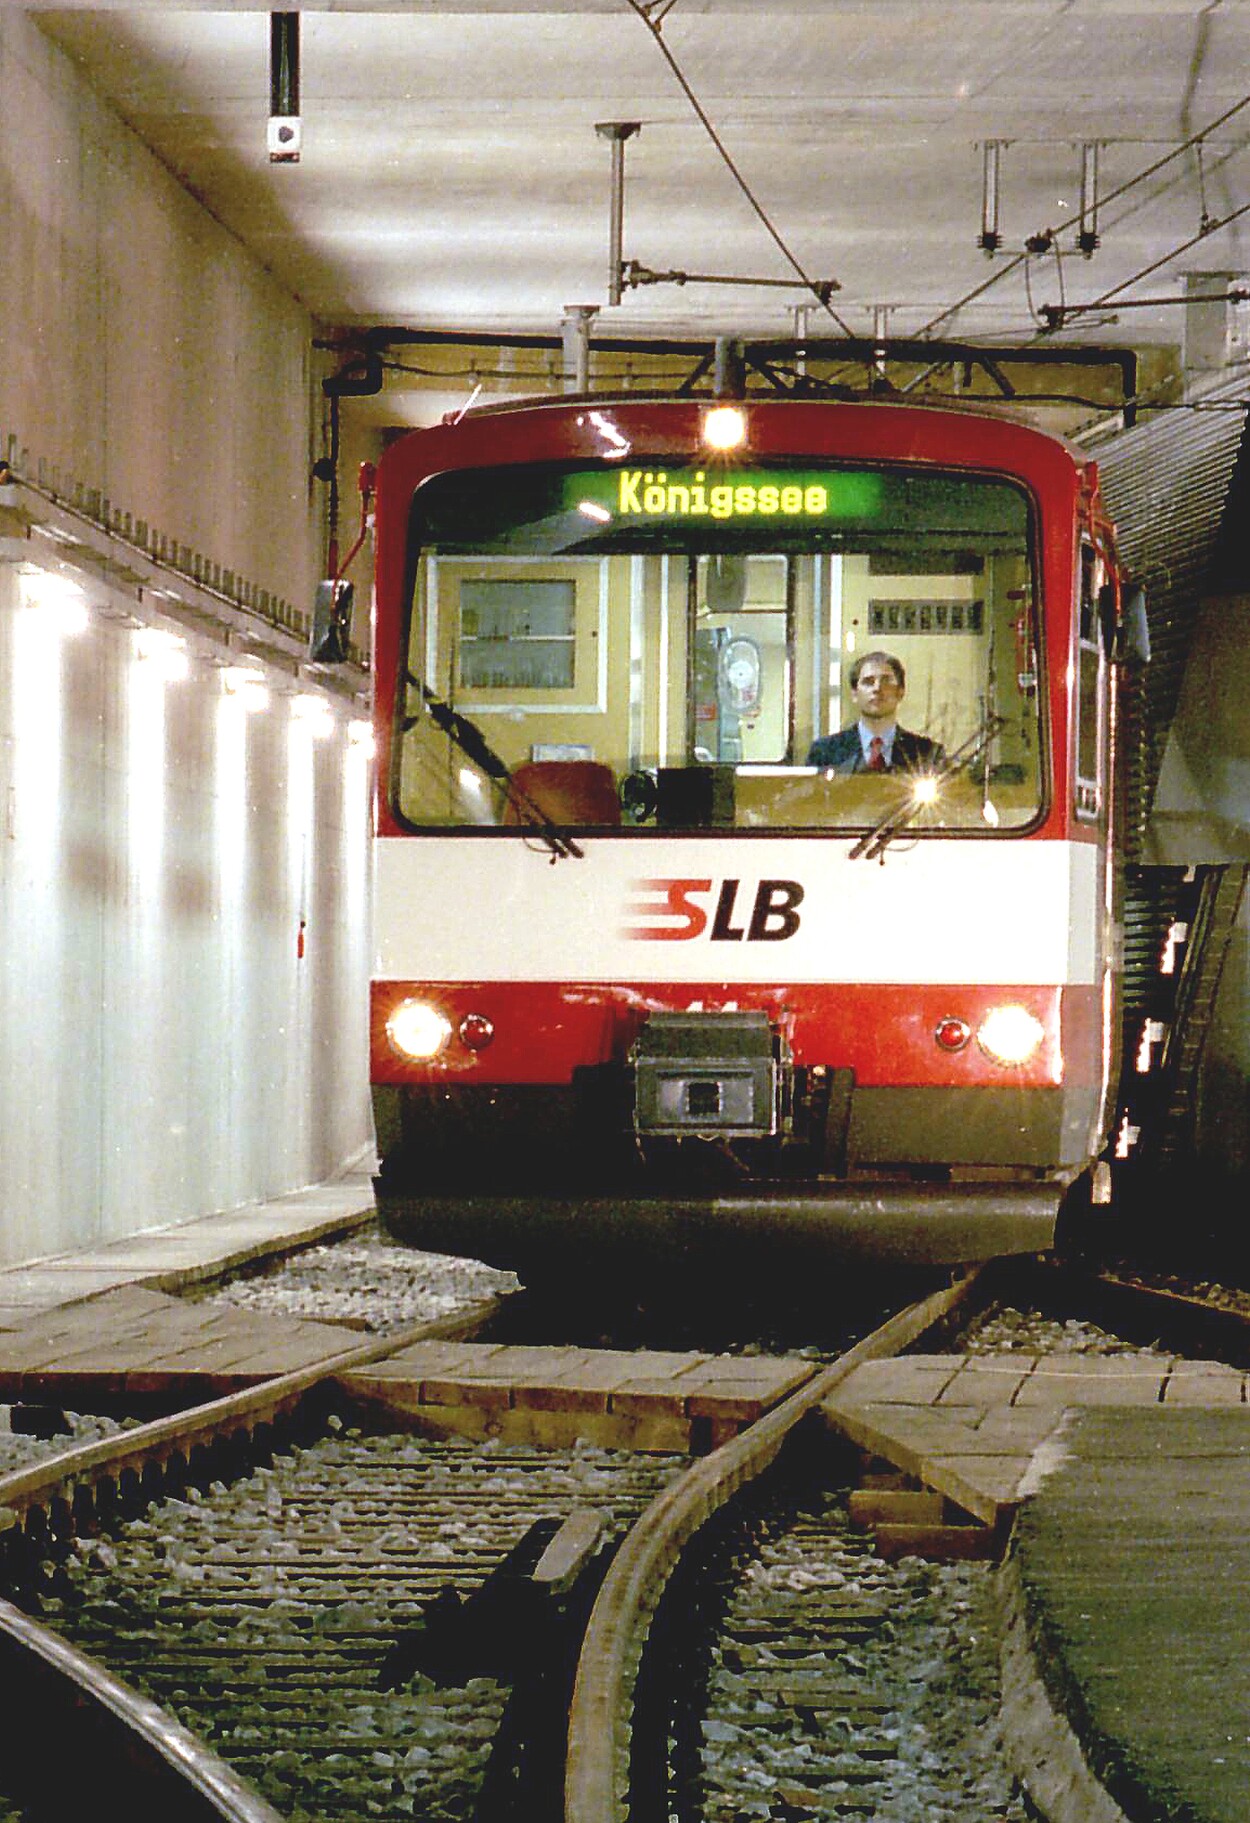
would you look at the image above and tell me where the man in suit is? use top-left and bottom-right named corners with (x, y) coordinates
top-left (806, 650), bottom-right (946, 773)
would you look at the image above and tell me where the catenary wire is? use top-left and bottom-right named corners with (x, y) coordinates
top-left (916, 91), bottom-right (1250, 341)
top-left (622, 0), bottom-right (856, 336)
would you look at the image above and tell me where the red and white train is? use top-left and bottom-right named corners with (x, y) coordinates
top-left (367, 392), bottom-right (1128, 1267)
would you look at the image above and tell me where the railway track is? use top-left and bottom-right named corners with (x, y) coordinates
top-left (2, 1250), bottom-right (1249, 1822)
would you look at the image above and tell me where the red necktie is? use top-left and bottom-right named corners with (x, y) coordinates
top-left (867, 735), bottom-right (885, 771)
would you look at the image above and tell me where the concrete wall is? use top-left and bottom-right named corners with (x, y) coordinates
top-left (0, 15), bottom-right (373, 1266)
top-left (0, 12), bottom-right (320, 609)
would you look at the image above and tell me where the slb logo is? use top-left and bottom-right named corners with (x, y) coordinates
top-left (622, 878), bottom-right (804, 942)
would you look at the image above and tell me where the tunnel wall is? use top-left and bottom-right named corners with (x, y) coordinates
top-left (0, 13), bottom-right (321, 611)
top-left (0, 15), bottom-right (373, 1266)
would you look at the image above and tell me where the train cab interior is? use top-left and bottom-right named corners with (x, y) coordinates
top-left (393, 459), bottom-right (1045, 837)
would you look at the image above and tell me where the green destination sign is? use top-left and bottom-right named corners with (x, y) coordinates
top-left (568, 467), bottom-right (884, 526)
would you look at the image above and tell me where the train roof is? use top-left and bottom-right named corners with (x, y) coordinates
top-left (378, 388), bottom-right (1096, 493)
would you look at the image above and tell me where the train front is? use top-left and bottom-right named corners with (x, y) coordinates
top-left (370, 396), bottom-right (1117, 1269)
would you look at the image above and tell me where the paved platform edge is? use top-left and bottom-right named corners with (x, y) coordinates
top-left (0, 1168), bottom-right (377, 1314)
top-left (998, 1557), bottom-right (1130, 1823)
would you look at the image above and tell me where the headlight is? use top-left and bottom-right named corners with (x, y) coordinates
top-left (387, 999), bottom-right (452, 1060)
top-left (976, 1004), bottom-right (1045, 1066)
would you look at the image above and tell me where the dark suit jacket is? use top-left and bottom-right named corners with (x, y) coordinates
top-left (806, 726), bottom-right (946, 774)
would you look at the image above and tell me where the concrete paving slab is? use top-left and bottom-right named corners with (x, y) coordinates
top-left (1013, 1358), bottom-right (1169, 1406)
top-left (823, 1352), bottom-right (1250, 1531)
top-left (937, 1358), bottom-right (1037, 1405)
top-left (1163, 1364), bottom-right (1246, 1405)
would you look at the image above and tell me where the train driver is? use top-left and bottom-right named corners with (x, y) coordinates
top-left (806, 650), bottom-right (946, 774)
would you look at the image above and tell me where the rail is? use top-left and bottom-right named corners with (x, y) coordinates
top-left (564, 1267), bottom-right (991, 1823)
top-left (0, 1294), bottom-right (505, 1530)
top-left (0, 1294), bottom-right (507, 1817)
top-left (0, 1597), bottom-right (286, 1822)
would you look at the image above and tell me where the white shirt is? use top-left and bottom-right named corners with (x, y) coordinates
top-left (858, 719), bottom-right (897, 765)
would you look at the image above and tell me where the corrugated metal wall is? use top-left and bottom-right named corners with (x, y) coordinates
top-left (1091, 376), bottom-right (1250, 1195)
top-left (1091, 378), bottom-right (1248, 855)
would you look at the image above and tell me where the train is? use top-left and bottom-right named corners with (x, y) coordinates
top-left (366, 390), bottom-right (1131, 1270)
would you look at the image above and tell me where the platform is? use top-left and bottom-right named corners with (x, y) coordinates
top-left (819, 1350), bottom-right (1250, 1525)
top-left (0, 1169), bottom-right (377, 1328)
top-left (822, 1355), bottom-right (1250, 1823)
top-left (0, 1284), bottom-right (358, 1401)
top-left (0, 1281), bottom-right (814, 1449)
top-left (1005, 1407), bottom-right (1250, 1823)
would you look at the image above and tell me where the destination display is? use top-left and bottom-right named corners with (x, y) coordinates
top-left (589, 467), bottom-right (882, 523)
top-left (412, 459), bottom-right (1029, 555)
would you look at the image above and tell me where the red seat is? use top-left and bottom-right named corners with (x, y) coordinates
top-left (503, 760), bottom-right (620, 826)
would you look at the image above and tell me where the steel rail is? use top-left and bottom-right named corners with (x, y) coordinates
top-left (564, 1266), bottom-right (992, 1823)
top-left (0, 1294), bottom-right (509, 1819)
top-left (0, 1294), bottom-right (506, 1530)
top-left (0, 1596), bottom-right (286, 1822)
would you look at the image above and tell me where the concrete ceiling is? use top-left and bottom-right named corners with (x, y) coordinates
top-left (30, 2), bottom-right (1250, 420)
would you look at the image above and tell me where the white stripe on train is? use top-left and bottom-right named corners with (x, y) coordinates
top-left (373, 836), bottom-right (1104, 988)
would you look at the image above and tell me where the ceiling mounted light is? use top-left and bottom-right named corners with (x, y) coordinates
top-left (291, 692), bottom-right (334, 737)
top-left (222, 665), bottom-right (269, 711)
top-left (18, 567), bottom-right (89, 634)
top-left (134, 625), bottom-right (189, 680)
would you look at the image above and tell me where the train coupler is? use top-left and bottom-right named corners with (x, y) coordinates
top-left (630, 1009), bottom-right (788, 1140)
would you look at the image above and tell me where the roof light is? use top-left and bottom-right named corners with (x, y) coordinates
top-left (702, 405), bottom-right (748, 451)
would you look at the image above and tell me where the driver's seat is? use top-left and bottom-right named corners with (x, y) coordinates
top-left (503, 760), bottom-right (621, 826)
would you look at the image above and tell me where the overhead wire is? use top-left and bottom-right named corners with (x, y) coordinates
top-left (1082, 194), bottom-right (1250, 308)
top-left (621, 0), bottom-right (855, 335)
top-left (915, 90), bottom-right (1250, 341)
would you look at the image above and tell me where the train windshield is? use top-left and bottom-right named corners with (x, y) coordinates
top-left (396, 458), bottom-right (1042, 834)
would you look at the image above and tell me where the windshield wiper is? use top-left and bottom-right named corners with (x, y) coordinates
top-left (849, 713), bottom-right (1008, 862)
top-left (409, 680), bottom-right (584, 861)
